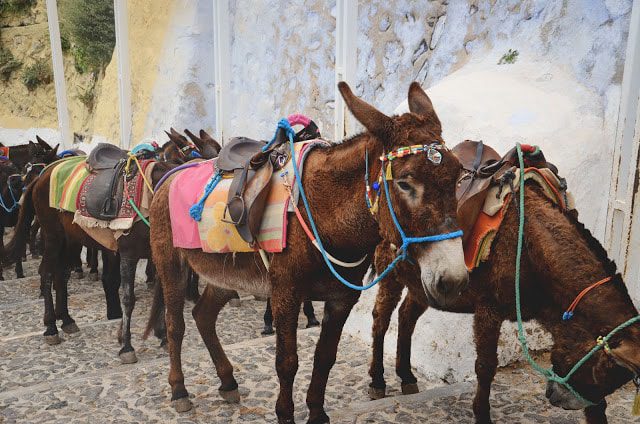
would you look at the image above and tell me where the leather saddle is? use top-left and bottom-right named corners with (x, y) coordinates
top-left (85, 143), bottom-right (131, 221)
top-left (218, 134), bottom-right (290, 245)
top-left (453, 140), bottom-right (555, 242)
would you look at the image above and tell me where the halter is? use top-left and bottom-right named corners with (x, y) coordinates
top-left (0, 174), bottom-right (20, 213)
top-left (281, 118), bottom-right (462, 291)
top-left (512, 143), bottom-right (640, 407)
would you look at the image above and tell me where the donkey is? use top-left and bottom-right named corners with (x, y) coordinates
top-left (145, 82), bottom-right (468, 423)
top-left (0, 159), bottom-right (26, 280)
top-left (367, 148), bottom-right (640, 423)
top-left (4, 135), bottom-right (219, 359)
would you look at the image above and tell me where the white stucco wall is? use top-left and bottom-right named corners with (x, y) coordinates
top-left (344, 0), bottom-right (632, 383)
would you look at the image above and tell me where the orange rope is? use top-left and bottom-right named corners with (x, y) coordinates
top-left (563, 276), bottom-right (612, 320)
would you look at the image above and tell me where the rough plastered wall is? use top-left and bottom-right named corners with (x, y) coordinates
top-left (344, 0), bottom-right (632, 383)
top-left (227, 0), bottom-right (336, 139)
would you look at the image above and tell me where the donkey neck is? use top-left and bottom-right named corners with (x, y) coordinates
top-left (521, 186), bottom-right (637, 331)
top-left (301, 134), bottom-right (383, 253)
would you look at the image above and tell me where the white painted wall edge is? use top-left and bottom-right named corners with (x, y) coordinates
top-left (113, 0), bottom-right (132, 149)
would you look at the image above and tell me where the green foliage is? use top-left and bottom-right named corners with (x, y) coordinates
top-left (62, 0), bottom-right (115, 73)
top-left (0, 0), bottom-right (36, 14)
top-left (60, 34), bottom-right (71, 52)
top-left (498, 49), bottom-right (519, 65)
top-left (0, 48), bottom-right (22, 81)
top-left (21, 58), bottom-right (52, 90)
top-left (76, 82), bottom-right (95, 111)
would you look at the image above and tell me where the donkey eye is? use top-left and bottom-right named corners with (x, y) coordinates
top-left (397, 181), bottom-right (412, 191)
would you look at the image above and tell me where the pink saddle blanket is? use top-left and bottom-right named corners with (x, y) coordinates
top-left (169, 140), bottom-right (324, 253)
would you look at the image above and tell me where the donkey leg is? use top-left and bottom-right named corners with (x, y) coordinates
top-left (0, 226), bottom-right (5, 281)
top-left (262, 298), bottom-right (275, 335)
top-left (192, 284), bottom-right (239, 402)
top-left (102, 251), bottom-right (122, 320)
top-left (272, 294), bottom-right (301, 424)
top-left (303, 301), bottom-right (320, 328)
top-left (185, 269), bottom-right (200, 303)
top-left (584, 400), bottom-right (608, 424)
top-left (472, 305), bottom-right (502, 424)
top-left (41, 272), bottom-right (60, 344)
top-left (306, 298), bottom-right (357, 424)
top-left (145, 260), bottom-right (155, 289)
top-left (88, 248), bottom-right (99, 281)
top-left (157, 257), bottom-right (190, 412)
top-left (118, 256), bottom-right (138, 364)
top-left (396, 293), bottom-right (428, 395)
top-left (15, 258), bottom-right (24, 279)
top-left (56, 258), bottom-right (79, 334)
top-left (369, 277), bottom-right (404, 399)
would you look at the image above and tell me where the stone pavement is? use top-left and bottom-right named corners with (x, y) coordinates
top-left (1, 258), bottom-right (639, 423)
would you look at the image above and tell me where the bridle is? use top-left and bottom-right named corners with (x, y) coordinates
top-left (0, 161), bottom-right (22, 213)
top-left (281, 118), bottom-right (463, 291)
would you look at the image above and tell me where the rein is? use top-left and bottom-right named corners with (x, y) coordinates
top-left (282, 119), bottom-right (462, 291)
top-left (0, 177), bottom-right (19, 213)
top-left (513, 143), bottom-right (640, 407)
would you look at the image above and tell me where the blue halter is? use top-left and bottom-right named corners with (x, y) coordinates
top-left (0, 178), bottom-right (19, 213)
top-left (280, 119), bottom-right (463, 291)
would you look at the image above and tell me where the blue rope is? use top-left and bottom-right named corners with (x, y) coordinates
top-left (189, 170), bottom-right (222, 221)
top-left (285, 118), bottom-right (462, 291)
top-left (0, 184), bottom-right (19, 213)
top-left (263, 118), bottom-right (296, 152)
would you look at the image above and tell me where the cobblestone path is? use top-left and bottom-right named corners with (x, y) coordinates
top-left (1, 258), bottom-right (638, 423)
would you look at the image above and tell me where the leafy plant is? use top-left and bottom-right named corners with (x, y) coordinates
top-left (22, 59), bottom-right (53, 90)
top-left (0, 48), bottom-right (22, 81)
top-left (77, 83), bottom-right (96, 110)
top-left (62, 0), bottom-right (115, 73)
top-left (0, 0), bottom-right (36, 14)
top-left (498, 49), bottom-right (519, 65)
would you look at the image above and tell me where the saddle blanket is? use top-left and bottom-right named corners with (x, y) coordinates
top-left (74, 159), bottom-right (155, 231)
top-left (464, 166), bottom-right (575, 270)
top-left (170, 140), bottom-right (324, 253)
top-left (49, 156), bottom-right (90, 212)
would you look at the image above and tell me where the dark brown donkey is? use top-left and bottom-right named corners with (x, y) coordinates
top-left (4, 136), bottom-right (219, 362)
top-left (368, 146), bottom-right (640, 424)
top-left (145, 82), bottom-right (468, 423)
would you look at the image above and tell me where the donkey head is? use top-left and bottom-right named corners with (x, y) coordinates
top-left (339, 82), bottom-right (467, 307)
top-left (545, 276), bottom-right (640, 410)
top-left (184, 129), bottom-right (221, 159)
top-left (0, 159), bottom-right (23, 203)
top-left (163, 128), bottom-right (201, 162)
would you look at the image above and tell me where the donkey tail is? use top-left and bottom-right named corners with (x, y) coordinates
top-left (143, 280), bottom-right (165, 340)
top-left (4, 180), bottom-right (36, 266)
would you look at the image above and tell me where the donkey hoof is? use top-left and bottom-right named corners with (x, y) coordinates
top-left (172, 397), bottom-right (192, 413)
top-left (44, 334), bottom-right (62, 345)
top-left (119, 351), bottom-right (138, 364)
top-left (16, 272), bottom-right (25, 279)
top-left (228, 298), bottom-right (241, 307)
top-left (62, 322), bottom-right (80, 334)
top-left (146, 280), bottom-right (155, 290)
top-left (368, 386), bottom-right (386, 400)
top-left (73, 271), bottom-right (84, 279)
top-left (89, 272), bottom-right (99, 282)
top-left (306, 318), bottom-right (320, 328)
top-left (219, 388), bottom-right (240, 403)
top-left (401, 383), bottom-right (419, 395)
top-left (261, 326), bottom-right (274, 336)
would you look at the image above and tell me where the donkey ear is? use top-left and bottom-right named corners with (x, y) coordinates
top-left (36, 135), bottom-right (52, 150)
top-left (407, 82), bottom-right (442, 131)
top-left (338, 82), bottom-right (392, 139)
top-left (28, 141), bottom-right (38, 155)
top-left (199, 129), bottom-right (221, 153)
top-left (184, 129), bottom-right (203, 149)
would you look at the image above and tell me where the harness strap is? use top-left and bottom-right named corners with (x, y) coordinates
top-left (562, 276), bottom-right (613, 320)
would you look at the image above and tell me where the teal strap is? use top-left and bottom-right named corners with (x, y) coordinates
top-left (513, 143), bottom-right (640, 406)
top-left (128, 198), bottom-right (150, 227)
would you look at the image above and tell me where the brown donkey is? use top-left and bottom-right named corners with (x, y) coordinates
top-left (146, 82), bottom-right (468, 423)
top-left (368, 149), bottom-right (640, 423)
top-left (4, 136), bottom-right (219, 362)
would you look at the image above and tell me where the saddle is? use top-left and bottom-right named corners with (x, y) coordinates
top-left (218, 134), bottom-right (287, 244)
top-left (453, 140), bottom-right (554, 243)
top-left (84, 143), bottom-right (132, 221)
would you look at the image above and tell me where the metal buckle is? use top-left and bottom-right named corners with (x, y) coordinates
top-left (221, 196), bottom-right (245, 225)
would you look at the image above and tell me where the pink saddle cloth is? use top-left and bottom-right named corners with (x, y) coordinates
top-left (169, 140), bottom-right (324, 253)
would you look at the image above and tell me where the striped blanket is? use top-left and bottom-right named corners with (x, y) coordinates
top-left (169, 140), bottom-right (324, 253)
top-left (49, 156), bottom-right (90, 212)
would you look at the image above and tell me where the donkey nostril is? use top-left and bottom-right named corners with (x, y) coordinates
top-left (436, 277), bottom-right (452, 294)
